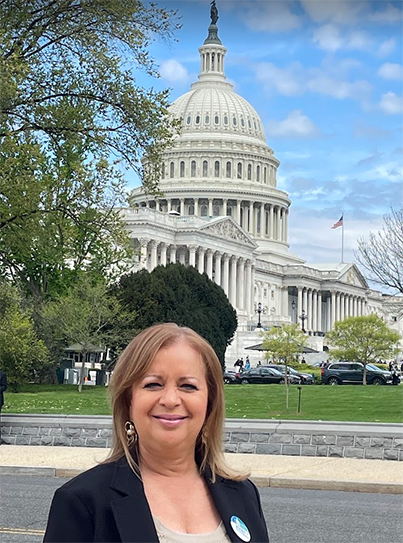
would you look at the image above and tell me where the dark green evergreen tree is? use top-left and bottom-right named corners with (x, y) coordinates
top-left (113, 264), bottom-right (237, 367)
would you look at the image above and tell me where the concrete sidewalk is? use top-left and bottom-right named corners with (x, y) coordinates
top-left (1, 445), bottom-right (402, 494)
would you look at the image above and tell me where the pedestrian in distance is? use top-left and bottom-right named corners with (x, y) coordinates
top-left (0, 368), bottom-right (7, 445)
top-left (245, 356), bottom-right (251, 371)
top-left (44, 323), bottom-right (269, 542)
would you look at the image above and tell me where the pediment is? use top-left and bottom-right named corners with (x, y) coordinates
top-left (198, 217), bottom-right (257, 248)
top-left (339, 264), bottom-right (368, 289)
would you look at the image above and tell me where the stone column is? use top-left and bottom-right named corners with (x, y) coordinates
top-left (169, 245), bottom-right (176, 264)
top-left (236, 201), bottom-right (241, 224)
top-left (194, 198), bottom-right (199, 216)
top-left (229, 256), bottom-right (237, 307)
top-left (168, 199), bottom-right (173, 212)
top-left (214, 252), bottom-right (222, 286)
top-left (237, 258), bottom-right (245, 309)
top-left (335, 292), bottom-right (340, 322)
top-left (206, 249), bottom-right (214, 280)
top-left (188, 245), bottom-right (197, 267)
top-left (208, 198), bottom-right (213, 217)
top-left (283, 209), bottom-right (288, 242)
top-left (149, 241), bottom-right (158, 271)
top-left (160, 243), bottom-right (167, 266)
top-left (317, 291), bottom-right (322, 332)
top-left (331, 291), bottom-right (336, 329)
top-left (312, 290), bottom-right (318, 332)
top-left (222, 254), bottom-right (230, 297)
top-left (139, 238), bottom-right (149, 269)
top-left (281, 286), bottom-right (288, 318)
top-left (302, 288), bottom-right (308, 313)
top-left (179, 249), bottom-right (186, 265)
top-left (253, 203), bottom-right (259, 236)
top-left (180, 198), bottom-right (185, 215)
top-left (198, 248), bottom-right (205, 274)
top-left (223, 199), bottom-right (228, 217)
top-left (354, 296), bottom-right (358, 317)
top-left (340, 293), bottom-right (345, 321)
top-left (269, 205), bottom-right (274, 239)
top-left (245, 260), bottom-right (252, 316)
top-left (307, 289), bottom-right (313, 331)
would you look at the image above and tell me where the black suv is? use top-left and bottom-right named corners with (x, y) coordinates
top-left (322, 362), bottom-right (393, 385)
top-left (265, 364), bottom-right (314, 384)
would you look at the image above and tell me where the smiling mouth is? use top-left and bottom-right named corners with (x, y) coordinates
top-left (153, 415), bottom-right (187, 421)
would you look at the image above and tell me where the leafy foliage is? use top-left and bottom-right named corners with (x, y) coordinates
top-left (0, 0), bottom-right (181, 297)
top-left (326, 314), bottom-right (400, 385)
top-left (40, 274), bottom-right (136, 391)
top-left (113, 264), bottom-right (238, 367)
top-left (0, 281), bottom-right (51, 390)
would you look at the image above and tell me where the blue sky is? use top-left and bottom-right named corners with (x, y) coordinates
top-left (129, 0), bottom-right (403, 266)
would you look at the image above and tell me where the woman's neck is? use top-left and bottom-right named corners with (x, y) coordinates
top-left (139, 445), bottom-right (199, 478)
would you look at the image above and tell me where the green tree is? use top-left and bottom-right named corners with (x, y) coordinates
top-left (0, 281), bottom-right (51, 390)
top-left (113, 264), bottom-right (238, 367)
top-left (262, 324), bottom-right (308, 408)
top-left (41, 275), bottom-right (136, 391)
top-left (326, 314), bottom-right (400, 385)
top-left (0, 0), bottom-right (180, 297)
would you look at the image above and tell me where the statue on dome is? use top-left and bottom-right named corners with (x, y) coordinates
top-left (210, 1), bottom-right (219, 24)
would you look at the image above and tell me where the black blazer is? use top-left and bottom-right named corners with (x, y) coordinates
top-left (0, 370), bottom-right (7, 408)
top-left (43, 457), bottom-right (269, 542)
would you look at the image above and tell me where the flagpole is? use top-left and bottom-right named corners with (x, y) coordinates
top-left (341, 212), bottom-right (344, 263)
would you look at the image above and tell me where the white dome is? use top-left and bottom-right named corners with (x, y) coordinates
top-left (170, 84), bottom-right (266, 143)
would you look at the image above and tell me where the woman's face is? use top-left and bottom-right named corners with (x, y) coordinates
top-left (129, 339), bottom-right (209, 456)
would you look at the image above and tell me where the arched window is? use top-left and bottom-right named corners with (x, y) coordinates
top-left (237, 162), bottom-right (242, 179)
top-left (241, 117), bottom-right (245, 127)
top-left (223, 114), bottom-right (228, 125)
top-left (213, 205), bottom-right (220, 216)
top-left (257, 165), bottom-right (260, 182)
top-left (247, 164), bottom-right (252, 180)
top-left (186, 115), bottom-right (191, 125)
top-left (188, 205), bottom-right (195, 216)
top-left (233, 116), bottom-right (237, 126)
top-left (203, 160), bottom-right (208, 177)
top-left (248, 118), bottom-right (251, 128)
top-left (161, 163), bottom-right (165, 179)
top-left (205, 114), bottom-right (210, 124)
top-left (201, 205), bottom-right (208, 217)
top-left (226, 161), bottom-right (231, 178)
top-left (214, 114), bottom-right (219, 125)
top-left (214, 161), bottom-right (220, 177)
top-left (170, 162), bottom-right (174, 178)
top-left (191, 160), bottom-right (196, 177)
top-left (195, 115), bottom-right (200, 125)
top-left (180, 161), bottom-right (185, 178)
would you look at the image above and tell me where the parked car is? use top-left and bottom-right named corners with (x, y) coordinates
top-left (239, 366), bottom-right (299, 385)
top-left (322, 362), bottom-right (393, 385)
top-left (223, 370), bottom-right (240, 384)
top-left (264, 364), bottom-right (314, 384)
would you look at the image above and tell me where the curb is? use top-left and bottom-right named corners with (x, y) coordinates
top-left (2, 465), bottom-right (402, 495)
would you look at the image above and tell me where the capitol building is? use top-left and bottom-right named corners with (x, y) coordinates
top-left (121, 11), bottom-right (399, 363)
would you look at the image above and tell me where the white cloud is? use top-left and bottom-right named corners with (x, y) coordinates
top-left (255, 62), bottom-right (304, 96)
top-left (379, 92), bottom-right (403, 115)
top-left (313, 24), bottom-right (372, 52)
top-left (377, 38), bottom-right (396, 58)
top-left (378, 63), bottom-right (403, 81)
top-left (301, 0), bottom-right (365, 25)
top-left (244, 1), bottom-right (301, 32)
top-left (307, 75), bottom-right (372, 101)
top-left (369, 3), bottom-right (403, 24)
top-left (160, 60), bottom-right (189, 84)
top-left (268, 110), bottom-right (321, 138)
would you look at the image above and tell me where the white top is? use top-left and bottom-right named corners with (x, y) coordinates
top-left (153, 516), bottom-right (231, 543)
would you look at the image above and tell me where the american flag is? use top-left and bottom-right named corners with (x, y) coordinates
top-left (331, 215), bottom-right (343, 229)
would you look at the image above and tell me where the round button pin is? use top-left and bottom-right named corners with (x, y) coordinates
top-left (230, 516), bottom-right (251, 542)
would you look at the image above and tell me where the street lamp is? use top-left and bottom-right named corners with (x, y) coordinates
top-left (255, 302), bottom-right (266, 328)
top-left (299, 309), bottom-right (307, 333)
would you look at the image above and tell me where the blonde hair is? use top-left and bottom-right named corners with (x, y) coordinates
top-left (105, 323), bottom-right (247, 481)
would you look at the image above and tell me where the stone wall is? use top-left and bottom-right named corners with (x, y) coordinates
top-left (2, 415), bottom-right (402, 461)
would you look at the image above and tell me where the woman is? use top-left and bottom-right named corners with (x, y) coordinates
top-left (44, 323), bottom-right (269, 542)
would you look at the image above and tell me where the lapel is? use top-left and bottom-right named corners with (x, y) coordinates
top-left (204, 473), bottom-right (252, 543)
top-left (109, 459), bottom-right (159, 543)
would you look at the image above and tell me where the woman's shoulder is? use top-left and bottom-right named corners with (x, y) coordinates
top-left (56, 457), bottom-right (127, 496)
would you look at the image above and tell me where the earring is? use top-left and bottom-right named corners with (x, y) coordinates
top-left (125, 420), bottom-right (137, 447)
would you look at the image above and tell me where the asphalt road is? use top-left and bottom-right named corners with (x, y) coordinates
top-left (1, 475), bottom-right (402, 543)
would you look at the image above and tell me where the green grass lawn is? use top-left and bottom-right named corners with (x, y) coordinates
top-left (2, 383), bottom-right (403, 423)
